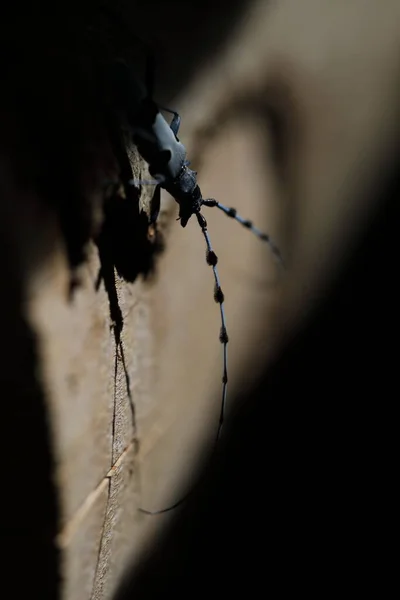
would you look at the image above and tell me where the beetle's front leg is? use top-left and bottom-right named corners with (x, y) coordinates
top-left (158, 106), bottom-right (181, 137)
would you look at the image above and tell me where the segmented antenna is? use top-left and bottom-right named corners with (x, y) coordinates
top-left (202, 199), bottom-right (284, 267)
top-left (198, 211), bottom-right (229, 445)
top-left (138, 212), bottom-right (228, 516)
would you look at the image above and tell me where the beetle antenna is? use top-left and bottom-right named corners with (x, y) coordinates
top-left (138, 211), bottom-right (228, 516)
top-left (202, 199), bottom-right (284, 267)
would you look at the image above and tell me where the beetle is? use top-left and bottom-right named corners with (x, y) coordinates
top-left (101, 56), bottom-right (284, 514)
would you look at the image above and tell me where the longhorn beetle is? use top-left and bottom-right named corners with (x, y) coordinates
top-left (105, 56), bottom-right (284, 515)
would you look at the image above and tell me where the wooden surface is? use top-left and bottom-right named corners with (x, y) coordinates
top-left (1, 1), bottom-right (400, 598)
top-left (26, 114), bottom-right (283, 600)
